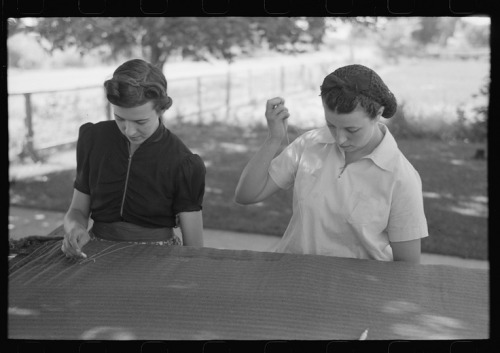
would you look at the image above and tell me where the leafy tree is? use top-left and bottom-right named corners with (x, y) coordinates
top-left (469, 78), bottom-right (488, 142)
top-left (375, 18), bottom-right (420, 62)
top-left (411, 17), bottom-right (441, 45)
top-left (10, 17), bottom-right (330, 68)
top-left (463, 22), bottom-right (490, 48)
top-left (411, 17), bottom-right (459, 47)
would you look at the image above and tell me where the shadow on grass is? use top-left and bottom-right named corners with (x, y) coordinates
top-left (10, 169), bottom-right (76, 212)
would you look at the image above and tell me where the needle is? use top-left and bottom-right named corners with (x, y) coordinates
top-left (359, 328), bottom-right (369, 340)
top-left (273, 103), bottom-right (290, 145)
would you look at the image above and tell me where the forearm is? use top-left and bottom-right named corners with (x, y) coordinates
top-left (391, 239), bottom-right (421, 263)
top-left (179, 211), bottom-right (204, 247)
top-left (64, 208), bottom-right (90, 234)
top-left (235, 134), bottom-right (282, 204)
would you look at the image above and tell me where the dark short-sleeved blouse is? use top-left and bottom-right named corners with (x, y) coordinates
top-left (74, 120), bottom-right (206, 228)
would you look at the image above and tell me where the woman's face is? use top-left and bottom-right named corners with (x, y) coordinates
top-left (323, 102), bottom-right (382, 155)
top-left (113, 101), bottom-right (160, 145)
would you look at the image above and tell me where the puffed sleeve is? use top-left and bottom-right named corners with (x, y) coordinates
top-left (73, 123), bottom-right (94, 195)
top-left (173, 154), bottom-right (206, 214)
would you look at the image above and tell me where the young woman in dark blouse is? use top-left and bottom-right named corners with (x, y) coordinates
top-left (61, 59), bottom-right (206, 259)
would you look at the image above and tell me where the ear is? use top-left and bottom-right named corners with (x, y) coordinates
top-left (376, 106), bottom-right (385, 119)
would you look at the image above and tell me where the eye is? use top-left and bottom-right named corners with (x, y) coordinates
top-left (347, 128), bottom-right (360, 133)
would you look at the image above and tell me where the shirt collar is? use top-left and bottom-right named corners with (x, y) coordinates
top-left (363, 123), bottom-right (399, 172)
top-left (147, 118), bottom-right (167, 144)
top-left (314, 123), bottom-right (398, 172)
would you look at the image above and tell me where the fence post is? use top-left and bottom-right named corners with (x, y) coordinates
top-left (197, 77), bottom-right (202, 124)
top-left (225, 68), bottom-right (231, 120)
top-left (280, 66), bottom-right (285, 94)
top-left (19, 93), bottom-right (41, 162)
top-left (248, 69), bottom-right (253, 103)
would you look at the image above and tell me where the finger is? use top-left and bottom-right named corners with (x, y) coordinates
top-left (62, 242), bottom-right (72, 258)
top-left (65, 234), bottom-right (83, 258)
top-left (63, 240), bottom-right (78, 258)
top-left (266, 97), bottom-right (285, 111)
top-left (62, 238), bottom-right (70, 255)
top-left (272, 105), bottom-right (289, 116)
top-left (75, 235), bottom-right (88, 259)
top-left (276, 108), bottom-right (290, 119)
top-left (68, 233), bottom-right (82, 255)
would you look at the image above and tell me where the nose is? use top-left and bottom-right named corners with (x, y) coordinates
top-left (335, 129), bottom-right (348, 145)
top-left (124, 121), bottom-right (137, 136)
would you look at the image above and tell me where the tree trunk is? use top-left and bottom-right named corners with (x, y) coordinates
top-left (146, 44), bottom-right (168, 69)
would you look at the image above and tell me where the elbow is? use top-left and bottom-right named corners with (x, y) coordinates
top-left (234, 193), bottom-right (249, 205)
top-left (234, 185), bottom-right (247, 205)
top-left (233, 189), bottom-right (255, 205)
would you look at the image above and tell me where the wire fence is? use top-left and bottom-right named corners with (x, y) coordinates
top-left (8, 60), bottom-right (334, 162)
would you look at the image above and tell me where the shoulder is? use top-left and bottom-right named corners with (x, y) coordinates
top-left (179, 153), bottom-right (206, 174)
top-left (163, 130), bottom-right (200, 158)
top-left (297, 126), bottom-right (333, 145)
top-left (392, 152), bottom-right (423, 190)
top-left (285, 127), bottom-right (332, 155)
top-left (176, 154), bottom-right (206, 188)
top-left (158, 129), bottom-right (205, 171)
top-left (379, 125), bottom-right (422, 185)
top-left (165, 130), bottom-right (188, 147)
top-left (78, 120), bottom-right (117, 139)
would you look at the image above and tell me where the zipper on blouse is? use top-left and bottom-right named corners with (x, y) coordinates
top-left (338, 164), bottom-right (347, 178)
top-left (120, 146), bottom-right (133, 218)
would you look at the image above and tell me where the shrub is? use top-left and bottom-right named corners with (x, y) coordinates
top-left (384, 101), bottom-right (440, 140)
top-left (447, 78), bottom-right (488, 143)
top-left (387, 94), bottom-right (488, 143)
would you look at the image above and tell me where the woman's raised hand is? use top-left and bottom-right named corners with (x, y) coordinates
top-left (265, 97), bottom-right (290, 142)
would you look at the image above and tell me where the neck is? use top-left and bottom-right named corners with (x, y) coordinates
top-left (129, 143), bottom-right (140, 156)
top-left (346, 124), bottom-right (383, 161)
top-left (366, 123), bottom-right (384, 152)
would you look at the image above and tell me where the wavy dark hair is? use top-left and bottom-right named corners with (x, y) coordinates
top-left (104, 59), bottom-right (173, 114)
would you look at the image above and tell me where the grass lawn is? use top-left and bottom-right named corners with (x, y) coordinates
top-left (9, 121), bottom-right (488, 260)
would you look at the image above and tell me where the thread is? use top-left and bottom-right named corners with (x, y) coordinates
top-left (78, 243), bottom-right (136, 265)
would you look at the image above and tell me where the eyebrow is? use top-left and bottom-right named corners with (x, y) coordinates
top-left (114, 113), bottom-right (150, 122)
top-left (326, 122), bottom-right (360, 129)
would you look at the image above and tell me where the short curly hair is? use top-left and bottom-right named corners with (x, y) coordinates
top-left (104, 59), bottom-right (173, 114)
top-left (320, 64), bottom-right (397, 119)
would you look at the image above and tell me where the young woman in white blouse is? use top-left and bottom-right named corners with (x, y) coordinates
top-left (235, 64), bottom-right (428, 263)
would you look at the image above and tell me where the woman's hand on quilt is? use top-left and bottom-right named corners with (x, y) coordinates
top-left (62, 226), bottom-right (90, 259)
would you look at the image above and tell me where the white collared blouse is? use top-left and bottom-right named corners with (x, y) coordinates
top-left (268, 123), bottom-right (429, 260)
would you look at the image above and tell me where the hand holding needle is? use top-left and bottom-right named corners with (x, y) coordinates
top-left (271, 101), bottom-right (290, 145)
